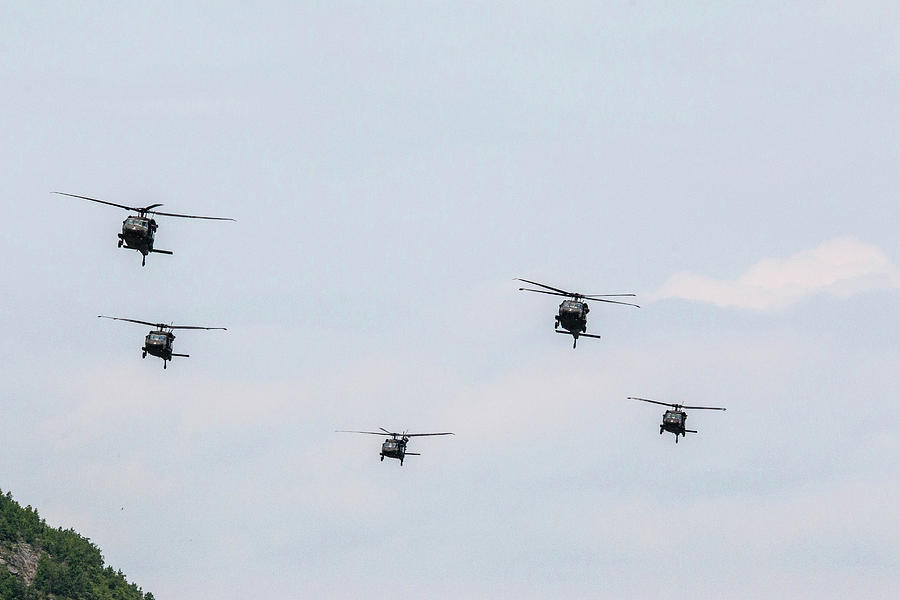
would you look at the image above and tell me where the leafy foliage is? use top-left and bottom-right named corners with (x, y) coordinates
top-left (0, 489), bottom-right (152, 600)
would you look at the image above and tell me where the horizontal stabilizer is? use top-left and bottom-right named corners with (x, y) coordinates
top-left (171, 353), bottom-right (190, 357)
top-left (404, 452), bottom-right (421, 456)
top-left (685, 429), bottom-right (697, 434)
top-left (555, 330), bottom-right (602, 340)
top-left (150, 248), bottom-right (173, 255)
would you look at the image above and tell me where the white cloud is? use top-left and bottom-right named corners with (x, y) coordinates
top-left (652, 237), bottom-right (900, 310)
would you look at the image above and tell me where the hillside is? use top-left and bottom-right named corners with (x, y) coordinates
top-left (0, 489), bottom-right (152, 600)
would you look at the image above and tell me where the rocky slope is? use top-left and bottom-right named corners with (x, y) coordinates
top-left (0, 489), bottom-right (153, 600)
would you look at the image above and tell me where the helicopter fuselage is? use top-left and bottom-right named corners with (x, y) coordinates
top-left (556, 300), bottom-right (589, 334)
top-left (143, 330), bottom-right (174, 359)
top-left (660, 409), bottom-right (690, 441)
top-left (380, 438), bottom-right (408, 463)
top-left (118, 217), bottom-right (157, 255)
top-left (141, 330), bottom-right (182, 368)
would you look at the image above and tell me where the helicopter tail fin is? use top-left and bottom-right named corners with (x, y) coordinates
top-left (150, 248), bottom-right (173, 255)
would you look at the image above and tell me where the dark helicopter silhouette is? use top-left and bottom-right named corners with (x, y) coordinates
top-left (54, 192), bottom-right (234, 266)
top-left (337, 428), bottom-right (454, 465)
top-left (516, 278), bottom-right (639, 347)
top-left (98, 316), bottom-right (227, 369)
top-left (628, 396), bottom-right (726, 443)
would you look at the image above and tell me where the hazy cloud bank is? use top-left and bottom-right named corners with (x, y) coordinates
top-left (652, 237), bottom-right (900, 310)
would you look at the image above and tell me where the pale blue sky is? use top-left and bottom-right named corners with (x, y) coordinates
top-left (1, 2), bottom-right (898, 598)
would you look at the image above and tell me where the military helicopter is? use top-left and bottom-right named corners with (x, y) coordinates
top-left (337, 428), bottom-right (454, 465)
top-left (98, 315), bottom-right (227, 369)
top-left (627, 396), bottom-right (726, 443)
top-left (516, 278), bottom-right (639, 347)
top-left (54, 192), bottom-right (234, 266)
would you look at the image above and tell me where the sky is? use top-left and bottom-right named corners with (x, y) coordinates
top-left (1, 1), bottom-right (898, 598)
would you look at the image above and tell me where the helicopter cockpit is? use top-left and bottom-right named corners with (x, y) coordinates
top-left (382, 439), bottom-right (400, 450)
top-left (560, 300), bottom-right (585, 313)
top-left (663, 411), bottom-right (685, 425)
top-left (123, 217), bottom-right (149, 231)
top-left (146, 332), bottom-right (168, 345)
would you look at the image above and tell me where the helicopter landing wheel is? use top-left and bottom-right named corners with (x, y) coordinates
top-left (659, 427), bottom-right (663, 435)
top-left (163, 361), bottom-right (167, 370)
top-left (142, 255), bottom-right (146, 267)
top-left (142, 351), bottom-right (146, 358)
top-left (675, 435), bottom-right (679, 444)
top-left (380, 455), bottom-right (384, 461)
top-left (117, 239), bottom-right (123, 248)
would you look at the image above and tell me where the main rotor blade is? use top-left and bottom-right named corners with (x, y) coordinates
top-left (515, 278), bottom-right (573, 296)
top-left (147, 209), bottom-right (235, 221)
top-left (336, 430), bottom-right (391, 436)
top-left (518, 287), bottom-right (571, 298)
top-left (680, 405), bottom-right (727, 411)
top-left (98, 315), bottom-right (161, 328)
top-left (167, 325), bottom-right (228, 331)
top-left (379, 427), bottom-right (395, 435)
top-left (55, 192), bottom-right (233, 221)
top-left (55, 192), bottom-right (140, 212)
top-left (584, 297), bottom-right (640, 308)
top-left (583, 294), bottom-right (637, 298)
top-left (403, 432), bottom-right (455, 437)
top-left (627, 396), bottom-right (678, 408)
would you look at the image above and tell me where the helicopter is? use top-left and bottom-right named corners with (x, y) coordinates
top-left (337, 428), bottom-right (454, 465)
top-left (516, 278), bottom-right (639, 347)
top-left (98, 315), bottom-right (227, 369)
top-left (54, 192), bottom-right (234, 266)
top-left (627, 396), bottom-right (726, 443)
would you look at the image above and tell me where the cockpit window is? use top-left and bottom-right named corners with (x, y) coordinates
top-left (148, 333), bottom-right (167, 343)
top-left (125, 218), bottom-right (148, 228)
